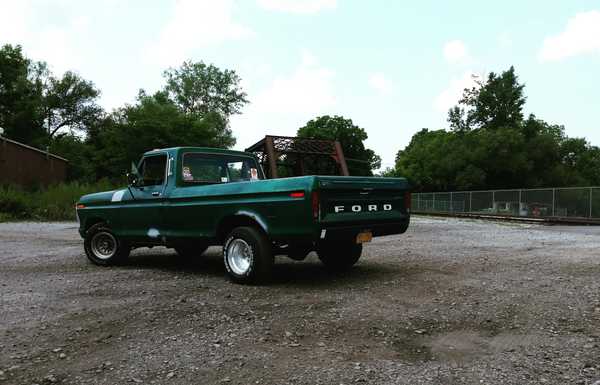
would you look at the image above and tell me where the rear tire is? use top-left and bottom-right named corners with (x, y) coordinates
top-left (317, 241), bottom-right (362, 271)
top-left (84, 223), bottom-right (130, 266)
top-left (223, 227), bottom-right (273, 284)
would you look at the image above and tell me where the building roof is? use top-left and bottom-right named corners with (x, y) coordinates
top-left (0, 135), bottom-right (69, 162)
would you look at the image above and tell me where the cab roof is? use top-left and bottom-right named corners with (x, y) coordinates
top-left (143, 147), bottom-right (255, 157)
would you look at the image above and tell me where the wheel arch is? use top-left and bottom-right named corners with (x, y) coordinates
top-left (83, 216), bottom-right (106, 233)
top-left (216, 212), bottom-right (269, 243)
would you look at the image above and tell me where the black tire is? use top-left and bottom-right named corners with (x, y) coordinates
top-left (223, 226), bottom-right (273, 284)
top-left (175, 244), bottom-right (209, 258)
top-left (317, 241), bottom-right (362, 271)
top-left (84, 223), bottom-right (130, 266)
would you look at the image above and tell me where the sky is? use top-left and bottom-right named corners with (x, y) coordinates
top-left (1, 0), bottom-right (599, 170)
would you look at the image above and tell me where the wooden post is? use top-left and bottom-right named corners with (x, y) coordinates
top-left (297, 156), bottom-right (306, 176)
top-left (264, 136), bottom-right (278, 179)
top-left (334, 141), bottom-right (349, 176)
top-left (0, 135), bottom-right (5, 163)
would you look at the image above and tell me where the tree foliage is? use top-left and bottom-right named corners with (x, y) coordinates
top-left (88, 91), bottom-right (236, 179)
top-left (0, 45), bottom-right (45, 145)
top-left (393, 67), bottom-right (600, 191)
top-left (43, 71), bottom-right (102, 139)
top-left (297, 115), bottom-right (381, 176)
top-left (457, 67), bottom-right (526, 131)
top-left (87, 60), bottom-right (244, 180)
top-left (0, 44), bottom-right (102, 147)
top-left (163, 61), bottom-right (248, 118)
top-left (0, 44), bottom-right (246, 181)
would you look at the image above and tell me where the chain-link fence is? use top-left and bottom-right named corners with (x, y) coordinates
top-left (412, 187), bottom-right (600, 220)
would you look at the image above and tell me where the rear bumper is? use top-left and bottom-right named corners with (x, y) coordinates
top-left (319, 217), bottom-right (410, 241)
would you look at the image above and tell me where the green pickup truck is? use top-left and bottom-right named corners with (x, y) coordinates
top-left (76, 147), bottom-right (410, 283)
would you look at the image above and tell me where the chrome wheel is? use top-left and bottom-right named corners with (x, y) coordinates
top-left (90, 231), bottom-right (117, 260)
top-left (226, 238), bottom-right (253, 275)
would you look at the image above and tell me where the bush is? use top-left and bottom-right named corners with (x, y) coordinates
top-left (0, 186), bottom-right (32, 219)
top-left (0, 180), bottom-right (118, 221)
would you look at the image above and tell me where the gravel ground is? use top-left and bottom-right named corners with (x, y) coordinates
top-left (1, 216), bottom-right (600, 385)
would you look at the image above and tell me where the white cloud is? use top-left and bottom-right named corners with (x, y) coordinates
top-left (434, 71), bottom-right (481, 113)
top-left (230, 51), bottom-right (336, 148)
top-left (0, 1), bottom-right (87, 74)
top-left (257, 0), bottom-right (337, 14)
top-left (368, 72), bottom-right (392, 95)
top-left (253, 53), bottom-right (335, 114)
top-left (539, 10), bottom-right (600, 62)
top-left (0, 1), bottom-right (30, 44)
top-left (443, 39), bottom-right (470, 64)
top-left (148, 0), bottom-right (254, 67)
top-left (29, 26), bottom-right (83, 75)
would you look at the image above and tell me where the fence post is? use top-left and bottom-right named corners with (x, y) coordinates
top-left (492, 190), bottom-right (495, 213)
top-left (432, 193), bottom-right (436, 212)
top-left (450, 192), bottom-right (453, 212)
top-left (552, 188), bottom-right (555, 217)
top-left (590, 187), bottom-right (593, 218)
top-left (519, 189), bottom-right (522, 217)
top-left (469, 191), bottom-right (472, 213)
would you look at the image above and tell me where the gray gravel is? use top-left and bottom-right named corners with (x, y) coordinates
top-left (1, 217), bottom-right (600, 384)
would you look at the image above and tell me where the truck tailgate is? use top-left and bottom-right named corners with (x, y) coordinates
top-left (315, 176), bottom-right (410, 225)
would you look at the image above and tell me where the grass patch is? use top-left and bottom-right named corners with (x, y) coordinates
top-left (0, 180), bottom-right (117, 222)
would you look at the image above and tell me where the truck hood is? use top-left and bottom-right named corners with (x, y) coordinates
top-left (79, 189), bottom-right (125, 206)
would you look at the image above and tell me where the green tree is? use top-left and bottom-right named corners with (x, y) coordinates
top-left (90, 91), bottom-right (236, 179)
top-left (163, 60), bottom-right (248, 118)
top-left (0, 44), bottom-right (45, 145)
top-left (43, 71), bottom-right (102, 141)
top-left (393, 129), bottom-right (455, 190)
top-left (48, 133), bottom-right (96, 181)
top-left (297, 115), bottom-right (381, 176)
top-left (80, 60), bottom-right (246, 180)
top-left (0, 44), bottom-right (103, 148)
top-left (396, 66), bottom-right (600, 191)
top-left (451, 66), bottom-right (526, 131)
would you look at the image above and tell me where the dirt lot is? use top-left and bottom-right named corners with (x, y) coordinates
top-left (1, 217), bottom-right (600, 385)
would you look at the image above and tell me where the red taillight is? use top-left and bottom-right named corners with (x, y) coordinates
top-left (311, 191), bottom-right (320, 220)
top-left (290, 191), bottom-right (305, 198)
top-left (76, 203), bottom-right (85, 210)
top-left (404, 191), bottom-right (411, 210)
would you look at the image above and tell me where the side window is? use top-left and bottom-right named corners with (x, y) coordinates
top-left (182, 155), bottom-right (225, 183)
top-left (139, 155), bottom-right (167, 186)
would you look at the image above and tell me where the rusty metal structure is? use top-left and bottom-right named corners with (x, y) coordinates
top-left (0, 135), bottom-right (68, 187)
top-left (245, 135), bottom-right (349, 179)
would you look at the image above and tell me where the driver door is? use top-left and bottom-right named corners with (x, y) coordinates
top-left (124, 154), bottom-right (168, 242)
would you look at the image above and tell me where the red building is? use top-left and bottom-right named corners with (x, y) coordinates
top-left (0, 135), bottom-right (68, 187)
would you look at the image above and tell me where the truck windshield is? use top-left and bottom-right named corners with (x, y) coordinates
top-left (182, 153), bottom-right (262, 184)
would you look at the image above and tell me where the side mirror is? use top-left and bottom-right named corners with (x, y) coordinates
top-left (127, 172), bottom-right (139, 187)
top-left (128, 161), bottom-right (141, 187)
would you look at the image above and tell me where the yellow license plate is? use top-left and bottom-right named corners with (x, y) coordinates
top-left (356, 231), bottom-right (373, 244)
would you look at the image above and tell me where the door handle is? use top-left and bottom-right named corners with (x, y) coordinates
top-left (152, 192), bottom-right (160, 197)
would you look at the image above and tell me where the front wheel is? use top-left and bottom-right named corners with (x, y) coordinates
top-left (317, 241), bottom-right (362, 271)
top-left (84, 223), bottom-right (130, 266)
top-left (223, 227), bottom-right (273, 284)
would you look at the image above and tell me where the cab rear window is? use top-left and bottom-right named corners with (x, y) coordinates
top-left (181, 153), bottom-right (261, 185)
